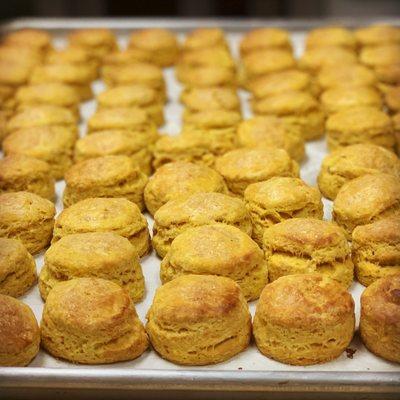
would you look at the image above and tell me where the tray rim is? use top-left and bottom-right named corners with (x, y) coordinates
top-left (0, 16), bottom-right (399, 395)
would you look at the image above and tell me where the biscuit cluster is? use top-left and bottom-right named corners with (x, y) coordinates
top-left (0, 25), bottom-right (399, 368)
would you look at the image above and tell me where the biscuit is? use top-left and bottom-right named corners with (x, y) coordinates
top-left (263, 218), bottom-right (353, 287)
top-left (360, 44), bottom-right (400, 68)
top-left (52, 197), bottom-right (150, 257)
top-left (128, 28), bottom-right (179, 67)
top-left (252, 91), bottom-right (325, 141)
top-left (236, 116), bottom-right (305, 162)
top-left (146, 274), bottom-right (251, 365)
top-left (326, 106), bottom-right (395, 151)
top-left (177, 47), bottom-right (235, 72)
top-left (182, 28), bottom-right (228, 52)
top-left (0, 295), bottom-right (40, 366)
top-left (352, 217), bottom-right (400, 287)
top-left (0, 191), bottom-right (55, 254)
top-left (305, 26), bottom-right (357, 50)
top-left (183, 109), bottom-right (241, 131)
top-left (161, 224), bottom-right (267, 301)
top-left (46, 46), bottom-right (98, 71)
top-left (0, 46), bottom-right (42, 69)
top-left (152, 192), bottom-right (252, 258)
top-left (0, 109), bottom-right (12, 143)
top-left (41, 278), bottom-right (148, 364)
top-left (103, 49), bottom-right (153, 66)
top-left (239, 28), bottom-right (292, 56)
top-left (318, 144), bottom-right (400, 200)
top-left (321, 86), bottom-right (382, 114)
top-left (253, 274), bottom-right (355, 365)
top-left (0, 238), bottom-right (36, 298)
top-left (360, 274), bottom-right (400, 363)
top-left (97, 84), bottom-right (164, 126)
top-left (0, 155), bottom-right (55, 201)
top-left (39, 232), bottom-right (144, 302)
top-left (144, 161), bottom-right (228, 216)
top-left (333, 173), bottom-right (400, 238)
top-left (374, 64), bottom-right (400, 86)
top-left (74, 129), bottom-right (155, 176)
top-left (63, 155), bottom-right (148, 211)
top-left (245, 178), bottom-right (323, 246)
top-left (0, 85), bottom-right (16, 111)
top-left (3, 28), bottom-right (52, 55)
top-left (0, 60), bottom-right (33, 89)
top-left (355, 24), bottom-right (400, 46)
top-left (385, 86), bottom-right (400, 114)
top-left (3, 126), bottom-right (77, 180)
top-left (215, 148), bottom-right (299, 197)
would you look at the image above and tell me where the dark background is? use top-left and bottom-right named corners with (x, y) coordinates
top-left (0, 0), bottom-right (399, 20)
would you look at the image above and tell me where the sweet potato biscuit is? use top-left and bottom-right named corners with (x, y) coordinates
top-left (245, 178), bottom-right (323, 246)
top-left (182, 28), bottom-right (228, 52)
top-left (385, 86), bottom-right (400, 114)
top-left (240, 28), bottom-right (292, 56)
top-left (360, 44), bottom-right (400, 68)
top-left (39, 232), bottom-right (145, 302)
top-left (183, 109), bottom-right (241, 131)
top-left (46, 46), bottom-right (98, 70)
top-left (52, 197), bottom-right (150, 257)
top-left (41, 278), bottom-right (148, 364)
top-left (253, 274), bottom-right (355, 365)
top-left (215, 148), bottom-right (299, 197)
top-left (144, 161), bottom-right (228, 216)
top-left (3, 29), bottom-right (52, 54)
top-left (374, 64), bottom-right (400, 86)
top-left (103, 48), bottom-right (153, 66)
top-left (63, 155), bottom-right (148, 210)
top-left (318, 144), bottom-right (400, 200)
top-left (0, 238), bottom-right (36, 298)
top-left (0, 60), bottom-right (33, 89)
top-left (0, 46), bottom-right (42, 69)
top-left (355, 24), bottom-right (400, 46)
top-left (305, 26), bottom-right (357, 50)
top-left (333, 173), bottom-right (400, 239)
top-left (152, 192), bottom-right (252, 258)
top-left (0, 191), bottom-right (55, 254)
top-left (0, 295), bottom-right (40, 366)
top-left (146, 274), bottom-right (251, 365)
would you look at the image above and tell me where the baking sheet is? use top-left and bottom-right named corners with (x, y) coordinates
top-left (1, 18), bottom-right (400, 395)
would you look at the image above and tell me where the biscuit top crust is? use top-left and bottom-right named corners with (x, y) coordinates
top-left (181, 87), bottom-right (239, 111)
top-left (300, 46), bottom-right (357, 70)
top-left (333, 173), bottom-right (400, 220)
top-left (326, 106), bottom-right (392, 134)
top-left (148, 274), bottom-right (243, 325)
top-left (262, 218), bottom-right (348, 256)
top-left (64, 155), bottom-right (144, 188)
top-left (306, 26), bottom-right (357, 49)
top-left (253, 91), bottom-right (319, 115)
top-left (0, 238), bottom-right (33, 281)
top-left (182, 28), bottom-right (226, 51)
top-left (361, 274), bottom-right (400, 325)
top-left (0, 60), bottom-right (33, 86)
top-left (102, 63), bottom-right (164, 84)
top-left (321, 86), bottom-right (382, 110)
top-left (3, 29), bottom-right (51, 49)
top-left (46, 47), bottom-right (95, 64)
top-left (129, 28), bottom-right (178, 50)
top-left (240, 28), bottom-right (291, 53)
top-left (256, 274), bottom-right (354, 328)
top-left (178, 65), bottom-right (235, 87)
top-left (183, 109), bottom-right (241, 129)
top-left (55, 197), bottom-right (145, 232)
top-left (0, 191), bottom-right (55, 225)
top-left (352, 216), bottom-right (400, 245)
top-left (355, 24), bottom-right (400, 46)
top-left (320, 144), bottom-right (400, 179)
top-left (178, 47), bottom-right (234, 69)
top-left (243, 49), bottom-right (296, 76)
top-left (0, 46), bottom-right (42, 66)
top-left (44, 278), bottom-right (135, 335)
top-left (97, 84), bottom-right (157, 108)
top-left (0, 155), bottom-right (51, 180)
top-left (0, 294), bottom-right (39, 354)
top-left (30, 63), bottom-right (97, 84)
top-left (360, 44), bottom-right (400, 67)
top-left (45, 232), bottom-right (136, 273)
top-left (154, 192), bottom-right (247, 227)
top-left (68, 28), bottom-right (116, 47)
top-left (215, 148), bottom-right (297, 181)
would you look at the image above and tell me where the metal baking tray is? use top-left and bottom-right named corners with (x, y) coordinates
top-left (0, 17), bottom-right (400, 400)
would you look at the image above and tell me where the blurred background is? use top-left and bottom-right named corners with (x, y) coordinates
top-left (1, 0), bottom-right (399, 20)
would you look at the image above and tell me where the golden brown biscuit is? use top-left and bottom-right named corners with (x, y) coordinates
top-left (183, 109), bottom-right (241, 130)
top-left (355, 24), bottom-right (400, 47)
top-left (146, 274), bottom-right (251, 365)
top-left (306, 26), bottom-right (357, 50)
top-left (360, 44), bottom-right (400, 68)
top-left (0, 60), bottom-right (33, 89)
top-left (262, 218), bottom-right (353, 287)
top-left (46, 46), bottom-right (98, 68)
top-left (97, 84), bottom-right (164, 126)
top-left (128, 28), bottom-right (179, 67)
top-left (252, 91), bottom-right (325, 141)
top-left (0, 109), bottom-right (12, 143)
top-left (103, 48), bottom-right (153, 66)
top-left (74, 129), bottom-right (155, 176)
top-left (0, 191), bottom-right (55, 254)
top-left (360, 274), bottom-right (400, 363)
top-left (0, 85), bottom-right (16, 110)
top-left (321, 86), bottom-right (382, 114)
top-left (384, 86), bottom-right (400, 113)
top-left (63, 155), bottom-right (148, 210)
top-left (333, 173), bottom-right (400, 239)
top-left (41, 278), bottom-right (148, 364)
top-left (352, 217), bottom-right (400, 287)
top-left (0, 155), bottom-right (55, 201)
top-left (0, 238), bottom-right (36, 298)
top-left (152, 192), bottom-right (252, 258)
top-left (239, 28), bottom-right (292, 56)
top-left (245, 178), bottom-right (323, 246)
top-left (182, 28), bottom-right (228, 52)
top-left (144, 161), bottom-right (228, 216)
top-left (0, 46), bottom-right (42, 69)
top-left (52, 197), bottom-right (150, 257)
top-left (326, 106), bottom-right (395, 151)
top-left (236, 116), bottom-right (305, 162)
top-left (215, 148), bottom-right (299, 196)
top-left (318, 144), bottom-right (400, 200)
top-left (374, 64), bottom-right (400, 86)
top-left (3, 29), bottom-right (52, 54)
top-left (39, 232), bottom-right (145, 302)
top-left (253, 274), bottom-right (355, 365)
top-left (177, 47), bottom-right (235, 72)
top-left (3, 126), bottom-right (76, 180)
top-left (0, 294), bottom-right (40, 366)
